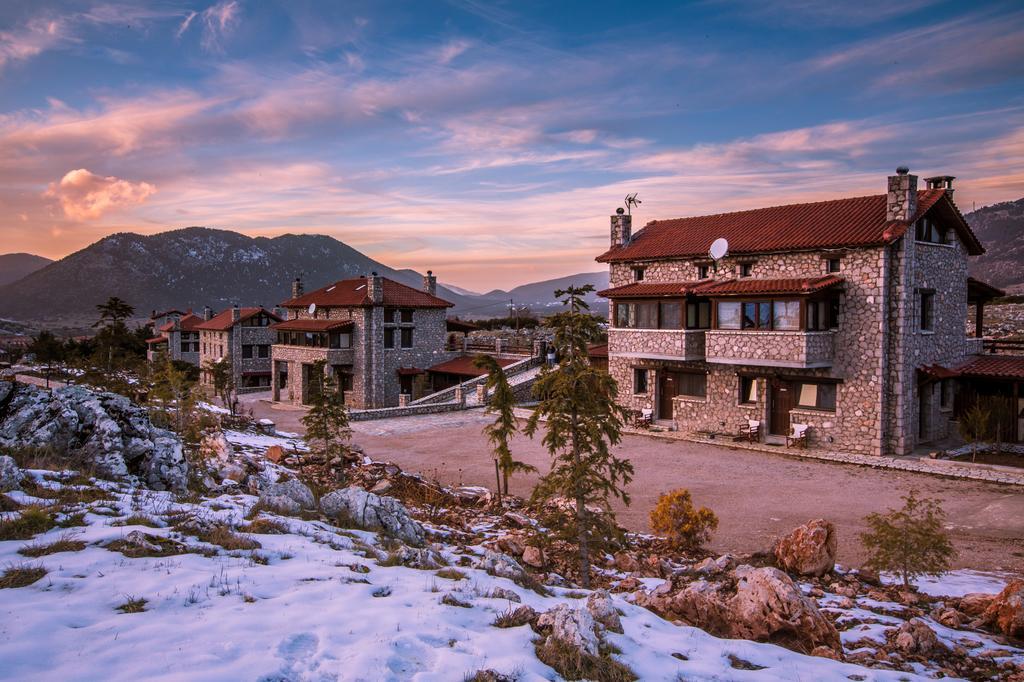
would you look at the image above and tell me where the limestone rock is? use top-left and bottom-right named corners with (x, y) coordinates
top-left (259, 479), bottom-right (316, 512)
top-left (773, 519), bottom-right (837, 577)
top-left (488, 587), bottom-right (521, 603)
top-left (959, 592), bottom-right (995, 618)
top-left (521, 545), bottom-right (545, 568)
top-left (536, 604), bottom-right (600, 656)
top-left (613, 551), bottom-right (640, 573)
top-left (264, 445), bottom-right (285, 463)
top-left (319, 486), bottom-right (425, 546)
top-left (586, 589), bottom-right (623, 634)
top-left (984, 579), bottom-right (1024, 639)
top-left (477, 551), bottom-right (528, 584)
top-left (729, 566), bottom-right (842, 653)
top-left (200, 432), bottom-right (232, 461)
top-left (0, 384), bottom-right (187, 491)
top-left (694, 554), bottom-right (734, 575)
top-left (387, 546), bottom-right (445, 570)
top-left (0, 455), bottom-right (23, 491)
top-left (894, 618), bottom-right (941, 655)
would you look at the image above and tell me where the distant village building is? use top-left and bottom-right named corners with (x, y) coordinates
top-left (146, 309), bottom-right (208, 365)
top-left (196, 306), bottom-right (282, 393)
top-left (271, 272), bottom-right (456, 408)
top-left (597, 170), bottom-right (1021, 454)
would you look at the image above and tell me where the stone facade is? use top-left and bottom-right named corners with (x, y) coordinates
top-left (197, 307), bottom-right (279, 395)
top-left (602, 174), bottom-right (983, 457)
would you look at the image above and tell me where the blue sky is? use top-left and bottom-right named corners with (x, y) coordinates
top-left (1, 0), bottom-right (1022, 290)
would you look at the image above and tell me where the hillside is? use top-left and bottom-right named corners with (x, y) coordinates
top-left (967, 197), bottom-right (1024, 293)
top-left (0, 253), bottom-right (52, 287)
top-left (484, 271), bottom-right (610, 314)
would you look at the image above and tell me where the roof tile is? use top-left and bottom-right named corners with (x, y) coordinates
top-left (282, 277), bottom-right (452, 309)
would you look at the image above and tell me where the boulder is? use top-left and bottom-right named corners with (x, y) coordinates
top-left (488, 587), bottom-right (521, 603)
top-left (729, 566), bottom-right (842, 653)
top-left (0, 384), bottom-right (187, 492)
top-left (535, 604), bottom-right (600, 656)
top-left (498, 605), bottom-right (536, 627)
top-left (586, 589), bottom-right (623, 634)
top-left (386, 546), bottom-right (445, 570)
top-left (773, 519), bottom-right (837, 577)
top-left (668, 580), bottom-right (733, 633)
top-left (477, 551), bottom-right (529, 584)
top-left (0, 455), bottom-right (23, 491)
top-left (259, 479), bottom-right (316, 513)
top-left (959, 592), bottom-right (996, 618)
top-left (894, 618), bottom-right (941, 655)
top-left (200, 432), bottom-right (232, 461)
top-left (694, 554), bottom-right (734, 576)
top-left (320, 486), bottom-right (425, 546)
top-left (264, 445), bottom-right (285, 463)
top-left (984, 579), bottom-right (1024, 639)
top-left (522, 546), bottom-right (545, 568)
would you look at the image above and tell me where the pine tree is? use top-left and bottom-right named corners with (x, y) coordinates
top-left (93, 297), bottom-right (135, 372)
top-left (301, 360), bottom-right (351, 474)
top-left (150, 354), bottom-right (197, 434)
top-left (525, 285), bottom-right (633, 588)
top-left (203, 355), bottom-right (235, 412)
top-left (860, 489), bottom-right (957, 587)
top-left (474, 353), bottom-right (536, 501)
top-left (28, 331), bottom-right (64, 389)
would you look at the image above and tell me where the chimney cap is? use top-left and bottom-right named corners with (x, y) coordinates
top-left (896, 166), bottom-right (910, 175)
top-left (615, 207), bottom-right (625, 215)
top-left (427, 269), bottom-right (433, 276)
top-left (371, 271), bottom-right (378, 276)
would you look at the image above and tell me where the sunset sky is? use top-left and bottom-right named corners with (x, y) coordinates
top-left (1, 0), bottom-right (1023, 291)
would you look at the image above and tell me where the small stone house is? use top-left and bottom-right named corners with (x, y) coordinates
top-left (271, 272), bottom-right (455, 408)
top-left (196, 306), bottom-right (282, 393)
top-left (146, 309), bottom-right (207, 365)
top-left (596, 170), bottom-right (1008, 456)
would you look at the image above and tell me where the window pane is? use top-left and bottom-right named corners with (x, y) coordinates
top-left (660, 302), bottom-right (681, 329)
top-left (718, 302), bottom-right (741, 329)
top-left (616, 303), bottom-right (632, 328)
top-left (679, 373), bottom-right (706, 397)
top-left (686, 302), bottom-right (697, 329)
top-left (759, 302), bottom-right (771, 328)
top-left (384, 329), bottom-right (395, 348)
top-left (740, 376), bottom-right (758, 403)
top-left (798, 383), bottom-right (818, 407)
top-left (742, 302), bottom-right (757, 329)
top-left (400, 309), bottom-right (414, 323)
top-left (634, 368), bottom-right (647, 393)
top-left (636, 303), bottom-right (658, 328)
top-left (818, 384), bottom-right (836, 410)
top-left (401, 328), bottom-right (413, 348)
top-left (773, 300), bottom-right (801, 330)
top-left (698, 301), bottom-right (711, 329)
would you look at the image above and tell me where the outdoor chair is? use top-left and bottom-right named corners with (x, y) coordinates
top-left (634, 408), bottom-right (653, 429)
top-left (740, 419), bottom-right (761, 443)
top-left (786, 423), bottom-right (809, 449)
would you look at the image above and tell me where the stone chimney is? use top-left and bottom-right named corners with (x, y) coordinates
top-left (367, 272), bottom-right (384, 305)
top-left (231, 304), bottom-right (240, 322)
top-left (291, 276), bottom-right (304, 300)
top-left (610, 210), bottom-right (632, 247)
top-left (924, 175), bottom-right (955, 194)
top-left (203, 305), bottom-right (213, 321)
top-left (423, 270), bottom-right (437, 296)
top-left (886, 166), bottom-right (918, 222)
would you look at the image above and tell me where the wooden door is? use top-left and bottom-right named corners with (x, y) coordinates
top-left (658, 371), bottom-right (677, 420)
top-left (769, 381), bottom-right (796, 435)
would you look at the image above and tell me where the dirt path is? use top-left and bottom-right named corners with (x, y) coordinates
top-left (243, 395), bottom-right (1024, 573)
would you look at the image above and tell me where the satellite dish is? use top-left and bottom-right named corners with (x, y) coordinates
top-left (308, 303), bottom-right (316, 316)
top-left (709, 238), bottom-right (729, 261)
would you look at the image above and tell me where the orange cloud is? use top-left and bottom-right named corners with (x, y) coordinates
top-left (45, 169), bottom-right (156, 221)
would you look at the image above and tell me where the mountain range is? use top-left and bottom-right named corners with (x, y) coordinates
top-left (0, 253), bottom-right (53, 287)
top-left (964, 197), bottom-right (1024, 294)
top-left (0, 227), bottom-right (607, 326)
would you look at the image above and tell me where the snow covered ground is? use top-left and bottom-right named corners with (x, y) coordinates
top-left (0, 470), bottom-right (954, 682)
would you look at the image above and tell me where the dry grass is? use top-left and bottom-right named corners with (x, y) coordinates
top-left (492, 605), bottom-right (535, 629)
top-left (19, 533), bottom-right (87, 557)
top-left (534, 638), bottom-right (637, 682)
top-left (246, 517), bottom-right (289, 535)
top-left (105, 534), bottom-right (193, 559)
top-left (0, 493), bottom-right (21, 512)
top-left (56, 512), bottom-right (87, 528)
top-left (0, 563), bottom-right (48, 589)
top-left (0, 506), bottom-right (55, 541)
top-left (112, 514), bottom-right (161, 528)
top-left (116, 596), bottom-right (148, 613)
top-left (435, 567), bottom-right (467, 581)
top-left (198, 524), bottom-right (261, 551)
top-left (21, 479), bottom-right (108, 505)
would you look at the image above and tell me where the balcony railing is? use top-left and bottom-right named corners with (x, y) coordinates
top-left (705, 330), bottom-right (835, 368)
top-left (607, 328), bottom-right (706, 361)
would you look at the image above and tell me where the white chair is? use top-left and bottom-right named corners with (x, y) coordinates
top-left (740, 419), bottom-right (761, 443)
top-left (787, 423), bottom-right (809, 448)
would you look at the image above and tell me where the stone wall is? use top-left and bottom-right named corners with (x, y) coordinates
top-left (705, 330), bottom-right (835, 368)
top-left (607, 329), bottom-right (705, 361)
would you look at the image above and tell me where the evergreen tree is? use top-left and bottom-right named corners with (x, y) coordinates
top-left (301, 360), bottom-right (351, 474)
top-left (525, 285), bottom-right (633, 588)
top-left (203, 355), bottom-right (235, 412)
top-left (860, 489), bottom-right (956, 588)
top-left (93, 297), bottom-right (136, 372)
top-left (474, 353), bottom-right (536, 501)
top-left (150, 353), bottom-right (197, 434)
top-left (28, 331), bottom-right (64, 388)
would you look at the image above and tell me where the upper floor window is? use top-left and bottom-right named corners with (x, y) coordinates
top-left (614, 300), bottom-right (693, 329)
top-left (632, 267), bottom-right (645, 281)
top-left (243, 313), bottom-right (271, 327)
top-left (915, 218), bottom-right (950, 245)
top-left (826, 258), bottom-right (841, 273)
top-left (807, 299), bottom-right (839, 331)
top-left (738, 262), bottom-right (754, 278)
top-left (400, 327), bottom-right (414, 348)
top-left (717, 298), bottom-right (827, 331)
top-left (383, 328), bottom-right (395, 348)
top-left (919, 290), bottom-right (935, 331)
top-left (697, 264), bottom-right (710, 279)
top-left (400, 308), bottom-right (414, 324)
top-left (686, 301), bottom-right (711, 329)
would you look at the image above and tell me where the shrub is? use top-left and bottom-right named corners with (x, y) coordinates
top-left (112, 514), bottom-right (161, 528)
top-left (246, 517), bottom-right (289, 534)
top-left (648, 489), bottom-right (718, 551)
top-left (860, 489), bottom-right (956, 588)
top-left (0, 563), bottom-right (48, 589)
top-left (0, 506), bottom-right (55, 541)
top-left (116, 596), bottom-right (148, 613)
top-left (534, 637), bottom-right (636, 682)
top-left (435, 568), bottom-right (466, 581)
top-left (198, 524), bottom-right (261, 551)
top-left (0, 494), bottom-right (21, 512)
top-left (19, 533), bottom-right (87, 557)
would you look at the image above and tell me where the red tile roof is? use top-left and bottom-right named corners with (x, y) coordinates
top-left (597, 281), bottom-right (711, 298)
top-left (270, 319), bottom-right (355, 333)
top-left (955, 356), bottom-right (1024, 381)
top-left (426, 355), bottom-right (516, 377)
top-left (145, 336), bottom-right (169, 345)
top-left (195, 307), bottom-right (282, 331)
top-left (397, 367), bottom-right (425, 376)
top-left (587, 343), bottom-right (608, 358)
top-left (597, 189), bottom-right (983, 263)
top-left (150, 309), bottom-right (186, 320)
top-left (697, 275), bottom-right (844, 297)
top-left (281, 277), bottom-right (452, 309)
top-left (158, 313), bottom-right (205, 333)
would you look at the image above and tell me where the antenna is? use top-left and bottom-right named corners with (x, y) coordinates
top-left (308, 303), bottom-right (317, 316)
top-left (624, 193), bottom-right (641, 215)
top-left (708, 237), bottom-right (729, 274)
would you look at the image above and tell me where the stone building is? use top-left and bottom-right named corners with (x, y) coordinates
top-left (145, 309), bottom-right (208, 365)
top-left (196, 306), bottom-right (282, 393)
top-left (596, 169), bottom-right (1013, 456)
top-left (271, 272), bottom-right (456, 408)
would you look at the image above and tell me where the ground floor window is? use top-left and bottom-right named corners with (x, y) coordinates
top-left (633, 368), bottom-right (648, 394)
top-left (795, 382), bottom-right (836, 411)
top-left (677, 372), bottom-right (706, 398)
top-left (739, 376), bottom-right (758, 404)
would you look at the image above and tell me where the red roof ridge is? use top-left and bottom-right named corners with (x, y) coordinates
top-left (647, 190), bottom-right (904, 226)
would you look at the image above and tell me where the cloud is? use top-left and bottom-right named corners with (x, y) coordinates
top-left (176, 1), bottom-right (240, 52)
top-left (0, 16), bottom-right (68, 71)
top-left (435, 39), bottom-right (472, 65)
top-left (45, 169), bottom-right (156, 220)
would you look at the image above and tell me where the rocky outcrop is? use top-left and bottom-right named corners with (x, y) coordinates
top-left (893, 618), bottom-right (941, 655)
top-left (984, 579), bottom-right (1024, 638)
top-left (259, 479), bottom-right (316, 515)
top-left (320, 486), bottom-right (425, 546)
top-left (586, 590), bottom-right (623, 634)
top-left (0, 455), bottom-right (23, 491)
top-left (535, 604), bottom-right (600, 656)
top-left (0, 383), bottom-right (187, 492)
top-left (773, 519), bottom-right (836, 577)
